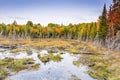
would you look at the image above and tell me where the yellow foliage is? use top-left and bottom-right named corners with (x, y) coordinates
top-left (15, 26), bottom-right (20, 32)
top-left (31, 28), bottom-right (39, 33)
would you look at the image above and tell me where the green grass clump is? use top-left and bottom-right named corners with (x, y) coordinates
top-left (88, 62), bottom-right (110, 79)
top-left (8, 58), bottom-right (38, 72)
top-left (73, 61), bottom-right (80, 67)
top-left (49, 54), bottom-right (62, 62)
top-left (0, 58), bottom-right (39, 79)
top-left (0, 58), bottom-right (14, 68)
top-left (38, 53), bottom-right (62, 63)
top-left (0, 69), bottom-right (8, 80)
top-left (38, 54), bottom-right (50, 63)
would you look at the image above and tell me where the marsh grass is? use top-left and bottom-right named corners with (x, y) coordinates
top-left (38, 53), bottom-right (62, 63)
top-left (0, 58), bottom-right (39, 79)
top-left (65, 48), bottom-right (79, 54)
top-left (0, 38), bottom-right (120, 79)
top-left (8, 58), bottom-right (39, 72)
top-left (37, 54), bottom-right (50, 63)
top-left (10, 48), bottom-right (26, 53)
top-left (80, 53), bottom-right (120, 80)
top-left (49, 54), bottom-right (62, 62)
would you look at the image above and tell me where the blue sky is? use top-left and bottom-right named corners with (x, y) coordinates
top-left (0, 0), bottom-right (112, 26)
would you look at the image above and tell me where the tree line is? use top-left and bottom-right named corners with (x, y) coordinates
top-left (0, 0), bottom-right (120, 43)
top-left (0, 21), bottom-right (98, 40)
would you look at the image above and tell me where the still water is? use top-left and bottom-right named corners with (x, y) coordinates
top-left (0, 49), bottom-right (95, 80)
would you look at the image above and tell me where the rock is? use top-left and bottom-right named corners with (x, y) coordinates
top-left (59, 52), bottom-right (65, 54)
top-left (0, 45), bottom-right (17, 49)
top-left (88, 63), bottom-right (95, 67)
top-left (48, 49), bottom-right (59, 53)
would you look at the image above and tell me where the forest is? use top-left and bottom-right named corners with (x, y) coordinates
top-left (0, 0), bottom-right (120, 50)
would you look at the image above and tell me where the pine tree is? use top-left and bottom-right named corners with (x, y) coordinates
top-left (98, 4), bottom-right (108, 40)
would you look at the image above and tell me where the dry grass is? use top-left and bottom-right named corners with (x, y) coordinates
top-left (0, 38), bottom-right (72, 49)
top-left (30, 39), bottom-right (71, 48)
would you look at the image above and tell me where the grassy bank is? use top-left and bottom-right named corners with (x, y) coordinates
top-left (80, 51), bottom-right (120, 80)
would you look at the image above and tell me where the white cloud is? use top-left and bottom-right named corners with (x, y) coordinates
top-left (0, 4), bottom-right (101, 26)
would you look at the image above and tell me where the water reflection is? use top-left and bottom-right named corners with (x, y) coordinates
top-left (1, 49), bottom-right (95, 80)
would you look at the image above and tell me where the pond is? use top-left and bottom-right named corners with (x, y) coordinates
top-left (0, 48), bottom-right (95, 80)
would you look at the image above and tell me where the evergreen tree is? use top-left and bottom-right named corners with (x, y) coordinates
top-left (26, 21), bottom-right (33, 37)
top-left (98, 4), bottom-right (108, 40)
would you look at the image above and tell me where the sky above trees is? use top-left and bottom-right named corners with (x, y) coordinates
top-left (0, 0), bottom-right (112, 26)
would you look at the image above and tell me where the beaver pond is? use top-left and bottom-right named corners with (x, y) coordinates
top-left (0, 39), bottom-right (119, 80)
top-left (0, 47), bottom-right (95, 80)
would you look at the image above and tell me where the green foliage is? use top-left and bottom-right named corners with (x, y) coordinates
top-left (26, 21), bottom-right (33, 27)
top-left (98, 4), bottom-right (108, 39)
top-left (89, 23), bottom-right (97, 40)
